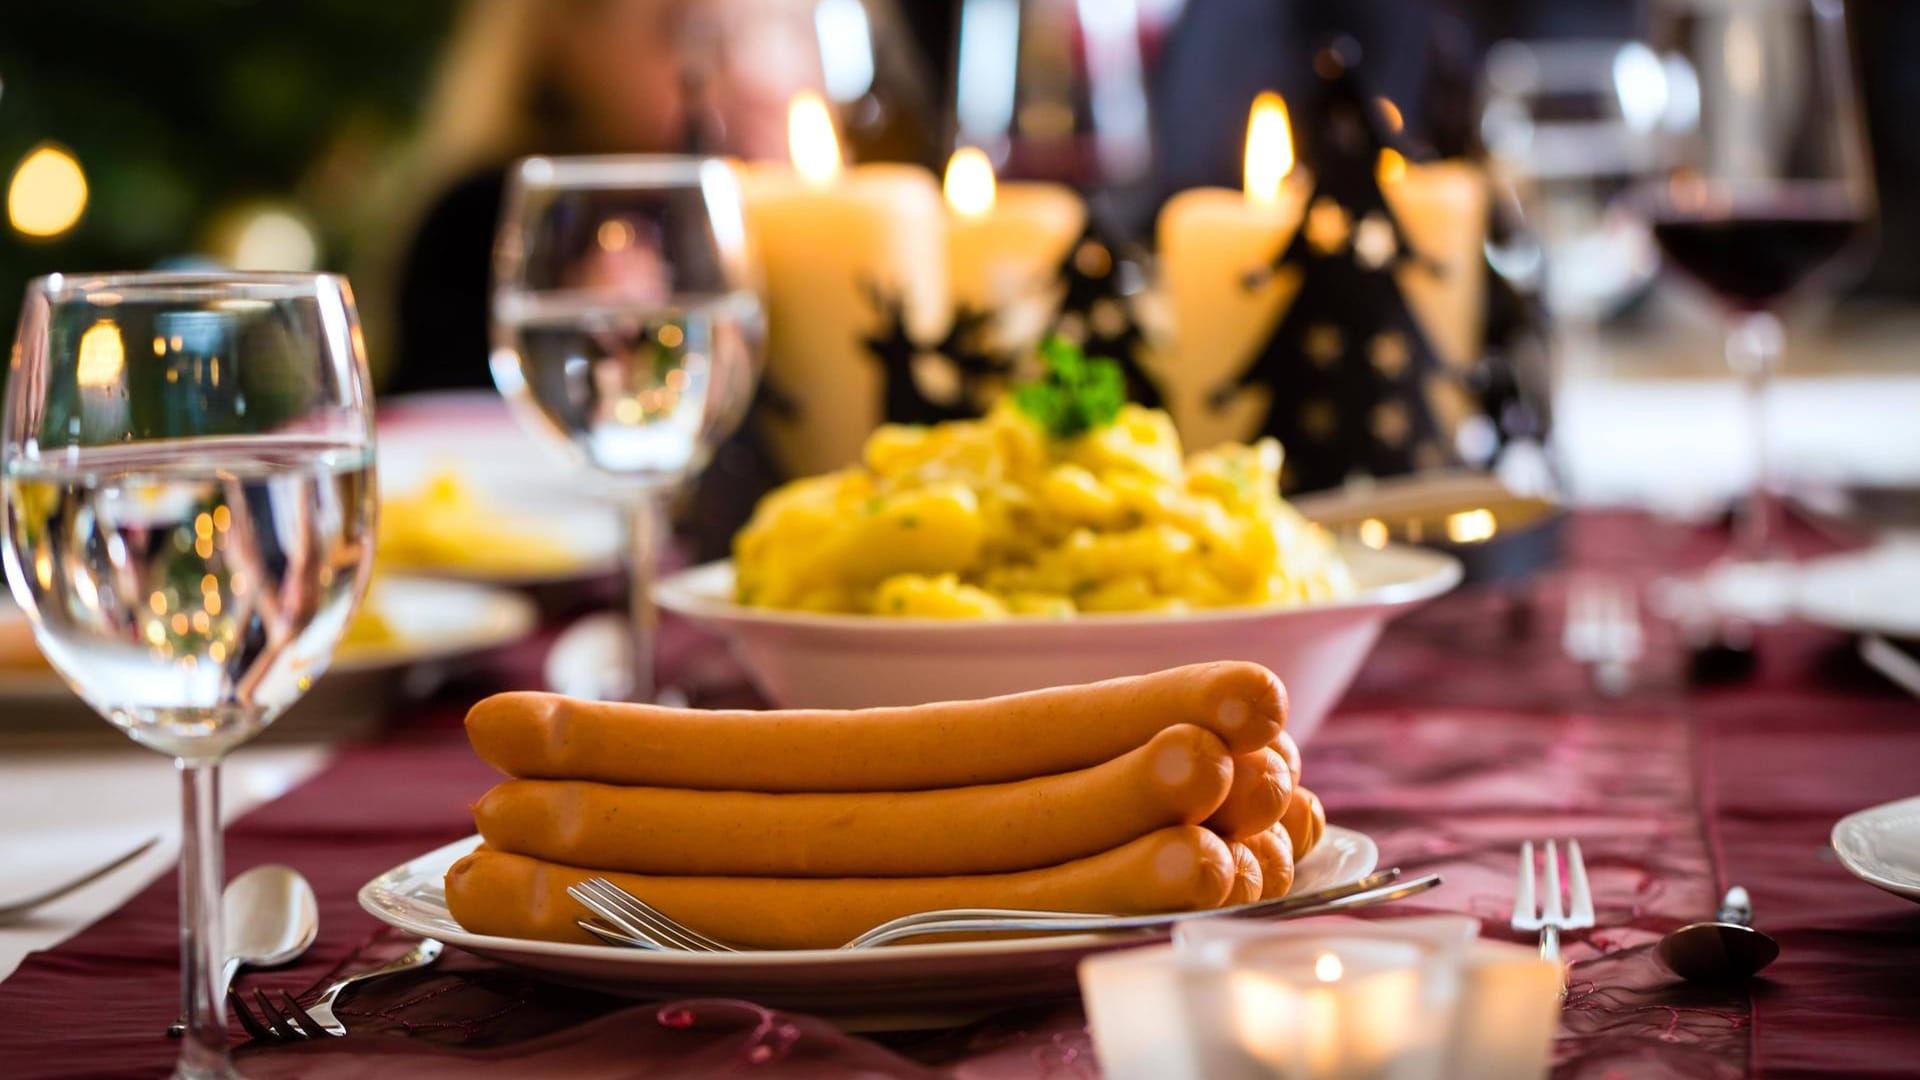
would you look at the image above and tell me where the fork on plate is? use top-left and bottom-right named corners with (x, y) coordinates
top-left (1510, 839), bottom-right (1594, 992)
top-left (570, 868), bottom-right (1442, 952)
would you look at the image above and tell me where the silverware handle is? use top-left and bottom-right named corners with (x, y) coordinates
top-left (311, 938), bottom-right (445, 1007)
top-left (848, 869), bottom-right (1404, 943)
top-left (850, 874), bottom-right (1443, 948)
top-left (1540, 924), bottom-right (1566, 997)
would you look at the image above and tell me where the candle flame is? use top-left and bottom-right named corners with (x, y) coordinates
top-left (943, 147), bottom-right (997, 219)
top-left (1314, 952), bottom-right (1344, 983)
top-left (788, 92), bottom-right (842, 186)
top-left (1244, 91), bottom-right (1295, 207)
top-left (76, 319), bottom-right (125, 389)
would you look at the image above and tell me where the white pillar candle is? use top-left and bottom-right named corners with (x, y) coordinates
top-left (1154, 95), bottom-right (1490, 454)
top-left (740, 93), bottom-right (949, 478)
top-left (1154, 92), bottom-right (1312, 452)
top-left (942, 146), bottom-right (1084, 324)
top-left (1378, 150), bottom-right (1488, 433)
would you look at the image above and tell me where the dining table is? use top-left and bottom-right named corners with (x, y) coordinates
top-left (0, 509), bottom-right (1915, 1079)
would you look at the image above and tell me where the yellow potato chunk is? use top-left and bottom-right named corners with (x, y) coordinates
top-left (733, 398), bottom-right (1352, 617)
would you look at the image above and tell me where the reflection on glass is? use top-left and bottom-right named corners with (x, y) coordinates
top-left (1, 272), bottom-right (377, 1079)
top-left (492, 156), bottom-right (764, 702)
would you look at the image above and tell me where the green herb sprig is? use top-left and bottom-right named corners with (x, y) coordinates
top-left (1012, 336), bottom-right (1126, 440)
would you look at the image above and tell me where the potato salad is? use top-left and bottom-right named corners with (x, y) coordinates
top-left (733, 395), bottom-right (1354, 619)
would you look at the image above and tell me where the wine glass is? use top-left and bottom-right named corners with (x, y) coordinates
top-left (949, 0), bottom-right (1169, 229)
top-left (1480, 38), bottom-right (1675, 324)
top-left (1, 272), bottom-right (377, 1079)
top-left (1638, 0), bottom-right (1876, 570)
top-left (491, 156), bottom-right (763, 702)
top-left (677, 0), bottom-right (937, 165)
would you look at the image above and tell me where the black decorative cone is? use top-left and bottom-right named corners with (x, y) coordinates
top-left (1209, 44), bottom-right (1461, 494)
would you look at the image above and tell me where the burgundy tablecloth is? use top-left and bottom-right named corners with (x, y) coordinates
top-left (2, 513), bottom-right (1917, 1078)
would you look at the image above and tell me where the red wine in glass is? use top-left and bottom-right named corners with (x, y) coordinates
top-left (1650, 193), bottom-right (1867, 310)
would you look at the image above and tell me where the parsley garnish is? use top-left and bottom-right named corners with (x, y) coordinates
top-left (1012, 337), bottom-right (1126, 440)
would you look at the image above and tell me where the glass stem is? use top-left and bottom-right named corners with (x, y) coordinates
top-left (1726, 310), bottom-right (1785, 564)
top-left (623, 493), bottom-right (665, 704)
top-left (175, 758), bottom-right (230, 1079)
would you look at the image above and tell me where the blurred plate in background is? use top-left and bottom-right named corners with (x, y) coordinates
top-left (0, 577), bottom-right (536, 740)
top-left (378, 392), bottom-right (621, 585)
top-left (1796, 542), bottom-right (1920, 640)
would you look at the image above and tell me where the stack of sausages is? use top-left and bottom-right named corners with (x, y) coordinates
top-left (445, 661), bottom-right (1327, 951)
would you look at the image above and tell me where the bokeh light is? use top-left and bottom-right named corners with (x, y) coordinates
top-left (8, 143), bottom-right (88, 238)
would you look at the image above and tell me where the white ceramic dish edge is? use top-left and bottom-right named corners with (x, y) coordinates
top-left (1832, 794), bottom-right (1920, 903)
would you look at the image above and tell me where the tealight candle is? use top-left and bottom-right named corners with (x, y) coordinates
top-left (739, 92), bottom-right (949, 477)
top-left (1228, 936), bottom-right (1441, 1080)
top-left (1177, 915), bottom-right (1557, 1080)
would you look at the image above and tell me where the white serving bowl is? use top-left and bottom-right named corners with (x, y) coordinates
top-left (658, 542), bottom-right (1460, 745)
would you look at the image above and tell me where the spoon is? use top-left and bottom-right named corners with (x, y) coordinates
top-left (167, 865), bottom-right (319, 1037)
top-left (1656, 885), bottom-right (1780, 982)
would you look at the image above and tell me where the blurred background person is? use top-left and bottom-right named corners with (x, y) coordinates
top-left (379, 0), bottom-right (933, 395)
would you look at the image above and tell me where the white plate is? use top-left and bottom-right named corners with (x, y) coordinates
top-left (0, 577), bottom-right (537, 704)
top-left (378, 393), bottom-right (621, 586)
top-left (358, 826), bottom-right (1379, 1024)
top-left (1832, 795), bottom-right (1920, 903)
top-left (1796, 542), bottom-right (1920, 639)
top-left (657, 543), bottom-right (1459, 745)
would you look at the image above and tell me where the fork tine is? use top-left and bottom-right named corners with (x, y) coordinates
top-left (594, 883), bottom-right (719, 952)
top-left (1565, 839), bottom-right (1596, 929)
top-left (1543, 839), bottom-right (1565, 925)
top-left (1510, 841), bottom-right (1538, 930)
top-left (585, 880), bottom-right (700, 941)
top-left (275, 992), bottom-right (337, 1040)
top-left (573, 881), bottom-right (693, 951)
top-left (567, 884), bottom-right (663, 947)
top-left (252, 988), bottom-right (303, 1040)
top-left (585, 879), bottom-right (725, 952)
top-left (228, 986), bottom-right (276, 1042)
top-left (578, 917), bottom-right (667, 950)
top-left (1561, 584), bottom-right (1591, 660)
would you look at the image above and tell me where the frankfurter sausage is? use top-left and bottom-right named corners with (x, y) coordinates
top-left (1279, 785), bottom-right (1326, 862)
top-left (1244, 825), bottom-right (1295, 900)
top-left (1203, 747), bottom-right (1293, 841)
top-left (445, 826), bottom-right (1238, 950)
top-left (466, 661), bottom-right (1285, 792)
top-left (1225, 841), bottom-right (1263, 905)
top-left (1274, 730), bottom-right (1302, 786)
top-left (474, 724), bottom-right (1234, 877)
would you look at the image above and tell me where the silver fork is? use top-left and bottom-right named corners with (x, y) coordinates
top-left (0, 836), bottom-right (158, 927)
top-left (296, 937), bottom-right (444, 1036)
top-left (1563, 579), bottom-right (1644, 698)
top-left (574, 869), bottom-right (1441, 952)
top-left (229, 986), bottom-right (341, 1042)
top-left (1510, 839), bottom-right (1595, 990)
top-left (569, 879), bottom-right (738, 952)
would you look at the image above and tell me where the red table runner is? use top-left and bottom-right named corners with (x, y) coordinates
top-left (2, 513), bottom-right (1917, 1078)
